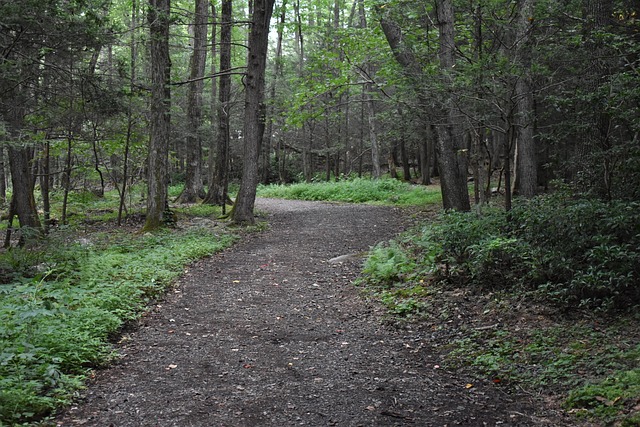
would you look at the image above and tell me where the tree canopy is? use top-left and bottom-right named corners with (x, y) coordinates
top-left (0, 0), bottom-right (638, 231)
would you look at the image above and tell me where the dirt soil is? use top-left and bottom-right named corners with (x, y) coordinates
top-left (55, 199), bottom-right (574, 427)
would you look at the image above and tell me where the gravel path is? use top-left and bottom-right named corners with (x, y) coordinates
top-left (55, 199), bottom-right (566, 426)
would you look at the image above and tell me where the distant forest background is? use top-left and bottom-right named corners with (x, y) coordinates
top-left (1, 0), bottom-right (639, 229)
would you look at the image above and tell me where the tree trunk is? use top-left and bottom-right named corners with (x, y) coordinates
top-left (0, 146), bottom-right (6, 205)
top-left (397, 109), bottom-right (412, 181)
top-left (143, 0), bottom-right (172, 231)
top-left (232, 0), bottom-right (276, 224)
top-left (366, 85), bottom-right (381, 179)
top-left (118, 0), bottom-right (138, 226)
top-left (513, 0), bottom-right (537, 198)
top-left (418, 133), bottom-right (430, 185)
top-left (261, 2), bottom-right (286, 184)
top-left (204, 0), bottom-right (232, 207)
top-left (435, 0), bottom-right (470, 211)
top-left (61, 136), bottom-right (73, 225)
top-left (178, 0), bottom-right (208, 203)
top-left (8, 146), bottom-right (41, 232)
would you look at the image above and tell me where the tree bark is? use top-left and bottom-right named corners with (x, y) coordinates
top-left (366, 86), bottom-right (381, 179)
top-left (435, 0), bottom-right (470, 211)
top-left (379, 12), bottom-right (433, 186)
top-left (118, 0), bottom-right (138, 226)
top-left (513, 0), bottom-right (537, 198)
top-left (178, 0), bottom-right (209, 203)
top-left (0, 146), bottom-right (6, 205)
top-left (261, 2), bottom-right (286, 184)
top-left (8, 146), bottom-right (41, 232)
top-left (232, 0), bottom-right (276, 224)
top-left (143, 0), bottom-right (172, 231)
top-left (204, 0), bottom-right (232, 207)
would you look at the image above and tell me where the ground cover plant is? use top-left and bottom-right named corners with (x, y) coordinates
top-left (257, 176), bottom-right (442, 206)
top-left (0, 188), bottom-right (236, 425)
top-left (358, 191), bottom-right (640, 426)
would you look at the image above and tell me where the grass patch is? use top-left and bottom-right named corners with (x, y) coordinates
top-left (257, 177), bottom-right (442, 206)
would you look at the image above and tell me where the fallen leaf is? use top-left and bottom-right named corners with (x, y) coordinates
top-left (594, 396), bottom-right (621, 407)
top-left (465, 383), bottom-right (474, 389)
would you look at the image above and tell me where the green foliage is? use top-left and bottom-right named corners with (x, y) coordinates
top-left (467, 237), bottom-right (538, 289)
top-left (362, 242), bottom-right (416, 286)
top-left (174, 203), bottom-right (221, 218)
top-left (257, 177), bottom-right (442, 206)
top-left (359, 191), bottom-right (639, 425)
top-left (447, 325), bottom-right (639, 423)
top-left (510, 195), bottom-right (640, 310)
top-left (378, 286), bottom-right (430, 317)
top-left (417, 194), bottom-right (640, 311)
top-left (565, 368), bottom-right (640, 425)
top-left (0, 228), bottom-right (236, 424)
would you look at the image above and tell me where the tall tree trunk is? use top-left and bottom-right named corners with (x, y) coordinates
top-left (61, 136), bottom-right (73, 225)
top-left (435, 0), bottom-right (470, 211)
top-left (513, 0), bottom-right (537, 198)
top-left (38, 143), bottom-right (50, 234)
top-left (365, 86), bottom-right (381, 179)
top-left (418, 131), bottom-right (431, 185)
top-left (232, 0), bottom-right (276, 224)
top-left (204, 0), bottom-right (231, 207)
top-left (0, 146), bottom-right (6, 205)
top-left (118, 0), bottom-right (138, 225)
top-left (144, 0), bottom-right (172, 231)
top-left (204, 0), bottom-right (217, 202)
top-left (580, 0), bottom-right (615, 199)
top-left (378, 13), bottom-right (433, 185)
top-left (261, 1), bottom-right (286, 184)
top-left (4, 79), bottom-right (40, 235)
top-left (179, 0), bottom-right (209, 203)
top-left (8, 146), bottom-right (41, 232)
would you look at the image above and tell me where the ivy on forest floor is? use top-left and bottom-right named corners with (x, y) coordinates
top-left (0, 220), bottom-right (236, 425)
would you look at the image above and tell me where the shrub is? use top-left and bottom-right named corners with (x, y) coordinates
top-left (362, 242), bottom-right (415, 286)
top-left (467, 237), bottom-right (539, 290)
top-left (510, 196), bottom-right (640, 310)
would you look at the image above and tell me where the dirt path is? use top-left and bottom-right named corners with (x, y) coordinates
top-left (56, 199), bottom-right (567, 426)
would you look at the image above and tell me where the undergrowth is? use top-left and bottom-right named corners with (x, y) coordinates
top-left (358, 192), bottom-right (640, 426)
top-left (257, 177), bottom-right (442, 206)
top-left (0, 191), bottom-right (236, 425)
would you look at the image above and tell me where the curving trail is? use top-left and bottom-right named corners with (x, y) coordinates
top-left (56, 199), bottom-right (564, 426)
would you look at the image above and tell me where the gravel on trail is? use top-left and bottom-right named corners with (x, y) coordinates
top-left (56, 198), bottom-right (570, 427)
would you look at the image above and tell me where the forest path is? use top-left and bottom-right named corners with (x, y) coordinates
top-left (56, 199), bottom-right (562, 426)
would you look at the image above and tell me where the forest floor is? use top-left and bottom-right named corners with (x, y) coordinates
top-left (54, 198), bottom-right (578, 427)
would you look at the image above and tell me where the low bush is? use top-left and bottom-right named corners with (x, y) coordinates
top-left (414, 195), bottom-right (640, 311)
